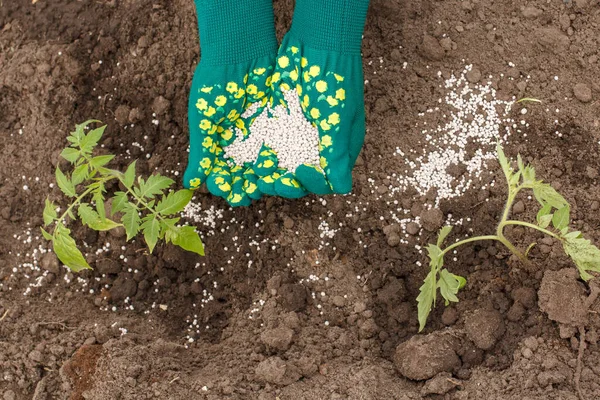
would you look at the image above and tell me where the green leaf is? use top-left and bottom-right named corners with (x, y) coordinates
top-left (53, 224), bottom-right (91, 272)
top-left (438, 269), bottom-right (466, 306)
top-left (509, 170), bottom-right (522, 187)
top-left (517, 154), bottom-right (524, 173)
top-left (123, 161), bottom-right (137, 188)
top-left (496, 143), bottom-right (513, 183)
top-left (93, 183), bottom-right (106, 220)
top-left (43, 198), bottom-right (58, 226)
top-left (79, 125), bottom-right (106, 154)
top-left (161, 218), bottom-right (181, 242)
top-left (536, 203), bottom-right (552, 227)
top-left (55, 166), bottom-right (76, 197)
top-left (532, 183), bottom-right (568, 209)
top-left (171, 225), bottom-right (204, 256)
top-left (78, 203), bottom-right (122, 231)
top-left (111, 192), bottom-right (128, 216)
top-left (60, 148), bottom-right (80, 163)
top-left (72, 164), bottom-right (89, 186)
top-left (90, 155), bottom-right (115, 169)
top-left (522, 166), bottom-right (536, 186)
top-left (155, 190), bottom-right (193, 215)
top-left (426, 244), bottom-right (443, 268)
top-left (141, 215), bottom-right (161, 253)
top-left (552, 206), bottom-right (570, 231)
top-left (516, 97), bottom-right (542, 104)
top-left (564, 231), bottom-right (582, 240)
top-left (40, 227), bottom-right (54, 241)
top-left (121, 203), bottom-right (141, 240)
top-left (138, 174), bottom-right (174, 199)
top-left (437, 226), bottom-right (453, 248)
top-left (417, 268), bottom-right (437, 332)
top-left (563, 236), bottom-right (600, 281)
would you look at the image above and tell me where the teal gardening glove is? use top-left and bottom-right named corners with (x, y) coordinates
top-left (255, 0), bottom-right (370, 198)
top-left (183, 0), bottom-right (279, 207)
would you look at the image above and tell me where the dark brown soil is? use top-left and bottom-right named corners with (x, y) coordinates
top-left (1, 0), bottom-right (600, 399)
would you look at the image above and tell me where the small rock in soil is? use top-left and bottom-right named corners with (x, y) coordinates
top-left (283, 216), bottom-right (294, 229)
top-left (109, 276), bottom-right (137, 302)
top-left (3, 391), bottom-right (16, 400)
top-left (512, 200), bottom-right (525, 214)
top-left (332, 296), bottom-right (346, 307)
top-left (419, 34), bottom-right (445, 61)
top-left (441, 307), bottom-right (458, 326)
top-left (585, 166), bottom-right (598, 179)
top-left (521, 6), bottom-right (543, 18)
top-left (420, 208), bottom-right (444, 232)
top-left (387, 232), bottom-right (400, 247)
top-left (421, 372), bottom-right (459, 396)
top-left (109, 226), bottom-right (126, 239)
top-left (466, 67), bottom-right (482, 83)
top-left (406, 222), bottom-right (420, 235)
top-left (260, 326), bottom-right (294, 352)
top-left (151, 96), bottom-right (170, 115)
top-left (394, 332), bottom-right (461, 380)
top-left (538, 269), bottom-right (587, 326)
top-left (511, 287), bottom-right (537, 309)
top-left (537, 370), bottom-right (567, 387)
top-left (40, 253), bottom-right (59, 274)
top-left (114, 105), bottom-right (130, 125)
top-left (464, 309), bottom-right (505, 350)
top-left (573, 83), bottom-right (592, 103)
top-left (536, 28), bottom-right (570, 54)
top-left (255, 357), bottom-right (301, 385)
top-left (279, 284), bottom-right (307, 312)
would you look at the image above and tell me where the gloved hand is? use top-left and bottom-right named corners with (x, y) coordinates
top-left (183, 0), bottom-right (278, 207)
top-left (256, 0), bottom-right (370, 198)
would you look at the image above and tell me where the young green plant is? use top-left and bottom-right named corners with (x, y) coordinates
top-left (417, 143), bottom-right (600, 331)
top-left (42, 121), bottom-right (204, 272)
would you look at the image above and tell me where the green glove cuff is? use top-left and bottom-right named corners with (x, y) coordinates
top-left (195, 0), bottom-right (278, 66)
top-left (289, 0), bottom-right (370, 55)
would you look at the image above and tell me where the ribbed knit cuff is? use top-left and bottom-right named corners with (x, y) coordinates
top-left (195, 0), bottom-right (278, 66)
top-left (289, 0), bottom-right (370, 55)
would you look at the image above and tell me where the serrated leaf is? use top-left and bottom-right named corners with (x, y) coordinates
top-left (90, 155), bottom-right (115, 169)
top-left (93, 183), bottom-right (106, 220)
top-left (532, 183), bottom-right (568, 209)
top-left (517, 154), bottom-right (524, 173)
top-left (496, 143), bottom-right (512, 182)
top-left (522, 166), bottom-right (536, 185)
top-left (438, 269), bottom-right (465, 306)
top-left (156, 190), bottom-right (193, 215)
top-left (162, 218), bottom-right (181, 242)
top-left (564, 231), bottom-right (582, 240)
top-left (60, 148), bottom-right (80, 163)
top-left (141, 215), bottom-right (161, 253)
top-left (121, 203), bottom-right (141, 241)
top-left (55, 166), bottom-right (76, 197)
top-left (79, 125), bottom-right (106, 154)
top-left (426, 244), bottom-right (443, 268)
top-left (552, 206), bottom-right (570, 231)
top-left (536, 203), bottom-right (552, 225)
top-left (43, 198), bottom-right (58, 226)
top-left (123, 161), bottom-right (137, 188)
top-left (171, 225), bottom-right (204, 256)
top-left (138, 174), bottom-right (174, 199)
top-left (79, 203), bottom-right (122, 231)
top-left (72, 163), bottom-right (89, 186)
top-left (563, 236), bottom-right (600, 281)
top-left (53, 224), bottom-right (91, 272)
top-left (111, 192), bottom-right (128, 216)
top-left (437, 226), bottom-right (453, 248)
top-left (417, 268), bottom-right (437, 332)
top-left (40, 227), bottom-right (54, 241)
top-left (509, 171), bottom-right (522, 187)
top-left (538, 214), bottom-right (553, 229)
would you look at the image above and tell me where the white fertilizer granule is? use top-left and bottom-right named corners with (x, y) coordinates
top-left (224, 88), bottom-right (321, 171)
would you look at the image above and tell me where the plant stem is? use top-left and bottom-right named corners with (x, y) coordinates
top-left (501, 220), bottom-right (561, 240)
top-left (441, 235), bottom-right (500, 257)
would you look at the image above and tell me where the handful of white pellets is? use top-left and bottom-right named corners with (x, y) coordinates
top-left (224, 88), bottom-right (321, 171)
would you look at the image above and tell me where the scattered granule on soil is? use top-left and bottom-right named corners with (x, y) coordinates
top-left (386, 65), bottom-right (517, 206)
top-left (224, 88), bottom-right (321, 170)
